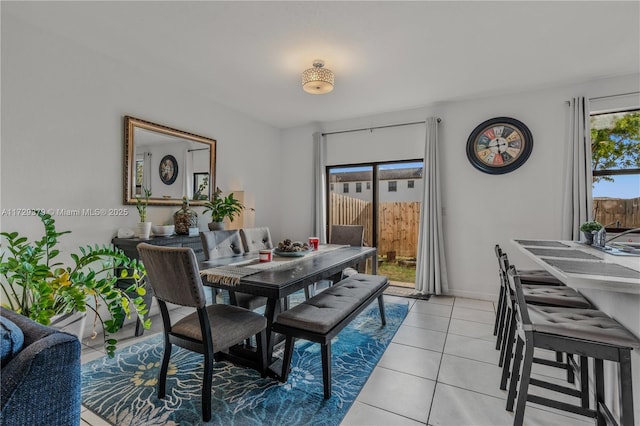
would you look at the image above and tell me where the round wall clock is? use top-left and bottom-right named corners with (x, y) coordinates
top-left (159, 155), bottom-right (178, 185)
top-left (466, 117), bottom-right (533, 175)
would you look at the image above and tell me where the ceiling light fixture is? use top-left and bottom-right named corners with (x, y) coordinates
top-left (302, 59), bottom-right (334, 94)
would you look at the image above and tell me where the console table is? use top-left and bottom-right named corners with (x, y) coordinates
top-left (112, 234), bottom-right (206, 335)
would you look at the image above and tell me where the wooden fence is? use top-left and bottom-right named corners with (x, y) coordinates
top-left (593, 197), bottom-right (640, 228)
top-left (329, 193), bottom-right (420, 257)
top-left (329, 195), bottom-right (640, 257)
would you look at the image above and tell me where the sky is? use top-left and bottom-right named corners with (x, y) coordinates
top-left (592, 174), bottom-right (639, 199)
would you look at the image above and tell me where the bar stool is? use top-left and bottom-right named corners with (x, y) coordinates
top-left (496, 253), bottom-right (592, 373)
top-left (493, 245), bottom-right (564, 347)
top-left (505, 266), bottom-right (639, 426)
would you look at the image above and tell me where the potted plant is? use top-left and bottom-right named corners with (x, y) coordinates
top-left (202, 187), bottom-right (245, 230)
top-left (135, 187), bottom-right (152, 239)
top-left (0, 211), bottom-right (150, 357)
top-left (579, 220), bottom-right (603, 245)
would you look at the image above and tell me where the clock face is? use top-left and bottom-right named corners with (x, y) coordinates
top-left (159, 155), bottom-right (178, 185)
top-left (466, 117), bottom-right (533, 174)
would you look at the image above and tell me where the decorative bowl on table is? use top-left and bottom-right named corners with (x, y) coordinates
top-left (152, 225), bottom-right (175, 237)
top-left (274, 248), bottom-right (313, 257)
top-left (274, 239), bottom-right (312, 256)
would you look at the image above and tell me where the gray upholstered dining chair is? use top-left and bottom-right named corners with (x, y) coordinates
top-left (137, 243), bottom-right (267, 422)
top-left (329, 224), bottom-right (365, 247)
top-left (305, 224), bottom-right (366, 299)
top-left (200, 230), bottom-right (267, 311)
top-left (240, 227), bottom-right (273, 253)
top-left (199, 229), bottom-right (245, 259)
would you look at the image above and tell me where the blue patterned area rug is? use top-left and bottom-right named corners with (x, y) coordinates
top-left (81, 301), bottom-right (408, 426)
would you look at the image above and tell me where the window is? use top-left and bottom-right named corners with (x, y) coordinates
top-left (407, 180), bottom-right (414, 189)
top-left (330, 183), bottom-right (334, 191)
top-left (388, 181), bottom-right (397, 192)
top-left (356, 182), bottom-right (362, 193)
top-left (590, 109), bottom-right (640, 229)
top-left (343, 183), bottom-right (349, 193)
top-left (366, 182), bottom-right (371, 190)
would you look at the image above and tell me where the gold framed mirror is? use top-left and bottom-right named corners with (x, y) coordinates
top-left (123, 116), bottom-right (216, 206)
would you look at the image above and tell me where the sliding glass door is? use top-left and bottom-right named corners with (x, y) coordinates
top-left (327, 160), bottom-right (424, 285)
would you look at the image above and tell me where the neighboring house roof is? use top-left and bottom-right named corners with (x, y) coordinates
top-left (329, 168), bottom-right (423, 183)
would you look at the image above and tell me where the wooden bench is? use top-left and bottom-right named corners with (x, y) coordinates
top-left (272, 273), bottom-right (389, 398)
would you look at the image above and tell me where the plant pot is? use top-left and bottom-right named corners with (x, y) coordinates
top-left (582, 231), bottom-right (594, 245)
top-left (50, 311), bottom-right (87, 341)
top-left (135, 221), bottom-right (152, 239)
top-left (208, 221), bottom-right (225, 231)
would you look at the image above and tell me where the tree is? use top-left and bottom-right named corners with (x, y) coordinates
top-left (590, 112), bottom-right (640, 183)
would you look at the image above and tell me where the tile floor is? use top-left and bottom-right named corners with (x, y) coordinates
top-left (80, 294), bottom-right (596, 426)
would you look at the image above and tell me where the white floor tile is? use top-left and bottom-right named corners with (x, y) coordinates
top-left (426, 295), bottom-right (455, 306)
top-left (453, 297), bottom-right (495, 312)
top-left (393, 324), bottom-right (447, 352)
top-left (378, 342), bottom-right (442, 380)
top-left (443, 334), bottom-right (500, 365)
top-left (429, 383), bottom-right (593, 426)
top-left (341, 401), bottom-right (425, 426)
top-left (451, 305), bottom-right (496, 325)
top-left (402, 311), bottom-right (450, 333)
top-left (410, 301), bottom-right (453, 318)
top-left (357, 367), bottom-right (435, 424)
top-left (447, 318), bottom-right (495, 342)
top-left (437, 354), bottom-right (506, 399)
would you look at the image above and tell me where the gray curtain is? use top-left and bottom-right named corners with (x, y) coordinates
top-left (312, 132), bottom-right (328, 243)
top-left (182, 148), bottom-right (193, 199)
top-left (561, 97), bottom-right (593, 240)
top-left (415, 117), bottom-right (449, 295)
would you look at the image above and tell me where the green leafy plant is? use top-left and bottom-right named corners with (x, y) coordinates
top-left (580, 220), bottom-right (603, 233)
top-left (591, 112), bottom-right (640, 184)
top-left (202, 187), bottom-right (245, 223)
top-left (0, 211), bottom-right (150, 357)
top-left (136, 187), bottom-right (151, 222)
top-left (193, 176), bottom-right (209, 201)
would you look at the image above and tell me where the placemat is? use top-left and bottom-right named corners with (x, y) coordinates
top-left (542, 258), bottom-right (640, 279)
top-left (516, 240), bottom-right (570, 248)
top-left (525, 247), bottom-right (600, 260)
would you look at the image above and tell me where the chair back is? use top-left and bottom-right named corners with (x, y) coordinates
top-left (329, 225), bottom-right (364, 246)
top-left (199, 230), bottom-right (245, 260)
top-left (494, 244), bottom-right (504, 263)
top-left (506, 265), bottom-right (533, 332)
top-left (137, 243), bottom-right (206, 308)
top-left (240, 227), bottom-right (273, 253)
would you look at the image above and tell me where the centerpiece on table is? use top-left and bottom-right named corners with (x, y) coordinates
top-left (202, 187), bottom-right (246, 231)
top-left (0, 211), bottom-right (150, 357)
top-left (579, 220), bottom-right (603, 245)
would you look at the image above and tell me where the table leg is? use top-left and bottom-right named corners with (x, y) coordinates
top-left (264, 297), bottom-right (282, 363)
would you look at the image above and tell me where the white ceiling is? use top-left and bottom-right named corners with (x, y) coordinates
top-left (5, 1), bottom-right (639, 129)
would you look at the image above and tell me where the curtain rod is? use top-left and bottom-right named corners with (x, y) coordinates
top-left (188, 147), bottom-right (209, 152)
top-left (565, 91), bottom-right (640, 104)
top-left (322, 118), bottom-right (441, 137)
top-left (589, 91), bottom-right (639, 101)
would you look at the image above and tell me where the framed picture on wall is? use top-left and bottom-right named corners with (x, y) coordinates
top-left (193, 173), bottom-right (210, 200)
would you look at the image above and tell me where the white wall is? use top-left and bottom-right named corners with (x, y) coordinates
top-left (1, 14), bottom-right (283, 254)
top-left (281, 73), bottom-right (640, 301)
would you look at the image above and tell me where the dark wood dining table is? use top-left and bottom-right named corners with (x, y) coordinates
top-left (198, 245), bottom-right (378, 370)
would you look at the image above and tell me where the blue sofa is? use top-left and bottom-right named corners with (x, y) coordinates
top-left (1, 307), bottom-right (81, 425)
